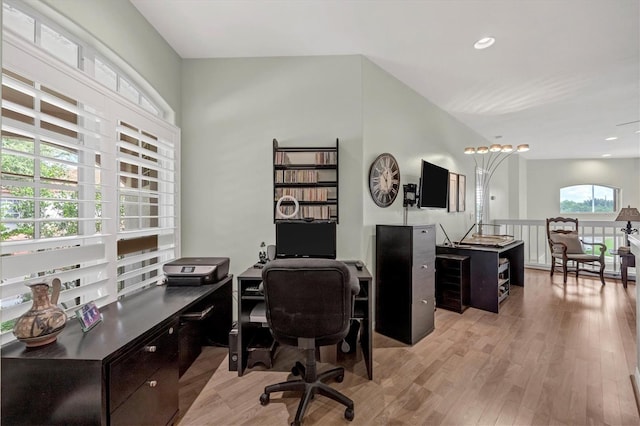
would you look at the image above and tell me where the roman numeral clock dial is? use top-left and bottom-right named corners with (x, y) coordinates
top-left (368, 153), bottom-right (400, 207)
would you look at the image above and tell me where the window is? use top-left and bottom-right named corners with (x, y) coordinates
top-left (1, 26), bottom-right (179, 343)
top-left (2, 0), bottom-right (165, 119)
top-left (560, 184), bottom-right (618, 213)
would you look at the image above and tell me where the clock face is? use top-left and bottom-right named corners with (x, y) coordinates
top-left (368, 153), bottom-right (400, 207)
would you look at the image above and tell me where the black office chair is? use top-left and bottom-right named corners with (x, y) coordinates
top-left (259, 258), bottom-right (360, 425)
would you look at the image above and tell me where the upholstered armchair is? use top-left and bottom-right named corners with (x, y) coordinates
top-left (546, 217), bottom-right (606, 285)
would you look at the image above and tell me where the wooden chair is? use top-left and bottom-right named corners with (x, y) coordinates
top-left (546, 217), bottom-right (606, 285)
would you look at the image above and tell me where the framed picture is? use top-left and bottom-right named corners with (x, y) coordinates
top-left (448, 173), bottom-right (458, 212)
top-left (458, 174), bottom-right (466, 212)
top-left (75, 301), bottom-right (103, 332)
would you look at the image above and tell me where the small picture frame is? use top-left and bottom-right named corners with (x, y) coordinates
top-left (75, 301), bottom-right (103, 332)
top-left (448, 173), bottom-right (458, 212)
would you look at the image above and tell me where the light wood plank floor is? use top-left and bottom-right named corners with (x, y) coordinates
top-left (177, 269), bottom-right (639, 425)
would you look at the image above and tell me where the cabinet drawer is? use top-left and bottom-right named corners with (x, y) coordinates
top-left (110, 359), bottom-right (179, 426)
top-left (110, 322), bottom-right (179, 412)
top-left (411, 296), bottom-right (435, 343)
top-left (413, 228), bottom-right (435, 265)
top-left (412, 265), bottom-right (435, 302)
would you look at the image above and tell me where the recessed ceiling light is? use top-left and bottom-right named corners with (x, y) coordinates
top-left (605, 136), bottom-right (618, 141)
top-left (474, 37), bottom-right (496, 50)
top-left (602, 154), bottom-right (611, 157)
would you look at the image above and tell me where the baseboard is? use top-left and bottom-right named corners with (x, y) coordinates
top-left (631, 370), bottom-right (640, 416)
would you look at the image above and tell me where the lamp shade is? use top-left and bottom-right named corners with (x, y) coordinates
top-left (615, 205), bottom-right (640, 222)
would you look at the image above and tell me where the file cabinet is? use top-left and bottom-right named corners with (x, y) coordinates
top-left (375, 224), bottom-right (436, 345)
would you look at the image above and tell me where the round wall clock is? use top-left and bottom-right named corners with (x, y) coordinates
top-left (368, 153), bottom-right (400, 207)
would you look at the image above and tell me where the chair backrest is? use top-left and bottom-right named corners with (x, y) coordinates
top-left (261, 258), bottom-right (354, 347)
top-left (546, 217), bottom-right (584, 254)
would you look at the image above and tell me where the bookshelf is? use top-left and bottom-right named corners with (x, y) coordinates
top-left (273, 138), bottom-right (339, 222)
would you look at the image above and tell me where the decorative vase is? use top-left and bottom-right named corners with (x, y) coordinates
top-left (13, 277), bottom-right (67, 347)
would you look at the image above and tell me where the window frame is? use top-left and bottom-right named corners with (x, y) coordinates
top-left (1, 27), bottom-right (180, 344)
top-left (559, 184), bottom-right (619, 214)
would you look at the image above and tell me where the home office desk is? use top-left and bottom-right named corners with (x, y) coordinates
top-left (436, 240), bottom-right (525, 313)
top-left (1, 276), bottom-right (232, 426)
top-left (236, 261), bottom-right (373, 380)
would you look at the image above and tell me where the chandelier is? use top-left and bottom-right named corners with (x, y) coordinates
top-left (464, 144), bottom-right (530, 232)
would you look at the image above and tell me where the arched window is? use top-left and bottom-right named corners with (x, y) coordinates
top-left (560, 184), bottom-right (618, 213)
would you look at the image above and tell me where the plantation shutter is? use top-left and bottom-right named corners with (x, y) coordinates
top-left (1, 33), bottom-right (179, 344)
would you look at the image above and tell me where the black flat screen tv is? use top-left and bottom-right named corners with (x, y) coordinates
top-left (418, 160), bottom-right (449, 209)
top-left (275, 221), bottom-right (337, 259)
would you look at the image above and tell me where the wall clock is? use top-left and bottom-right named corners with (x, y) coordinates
top-left (368, 153), bottom-right (400, 207)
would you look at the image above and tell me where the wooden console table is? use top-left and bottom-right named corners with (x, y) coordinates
top-left (611, 250), bottom-right (636, 288)
top-left (436, 241), bottom-right (524, 313)
top-left (236, 262), bottom-right (373, 380)
top-left (1, 276), bottom-right (232, 426)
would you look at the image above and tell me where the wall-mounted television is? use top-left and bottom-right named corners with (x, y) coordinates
top-left (275, 221), bottom-right (337, 259)
top-left (418, 160), bottom-right (449, 209)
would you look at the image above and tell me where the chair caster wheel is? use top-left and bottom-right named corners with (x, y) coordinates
top-left (260, 393), bottom-right (270, 405)
top-left (345, 407), bottom-right (354, 421)
top-left (291, 366), bottom-right (300, 376)
top-left (336, 374), bottom-right (344, 383)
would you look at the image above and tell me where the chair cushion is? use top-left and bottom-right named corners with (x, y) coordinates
top-left (550, 233), bottom-right (584, 254)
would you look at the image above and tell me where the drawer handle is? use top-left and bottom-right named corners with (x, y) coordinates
top-left (148, 380), bottom-right (158, 388)
top-left (421, 299), bottom-right (429, 304)
top-left (421, 265), bottom-right (429, 270)
top-left (169, 327), bottom-right (174, 335)
top-left (144, 345), bottom-right (157, 353)
top-left (422, 230), bottom-right (427, 233)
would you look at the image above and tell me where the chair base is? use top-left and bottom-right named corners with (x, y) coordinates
top-left (260, 364), bottom-right (354, 425)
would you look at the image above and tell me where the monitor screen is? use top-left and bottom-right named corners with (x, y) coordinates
top-left (418, 160), bottom-right (449, 209)
top-left (275, 222), bottom-right (337, 259)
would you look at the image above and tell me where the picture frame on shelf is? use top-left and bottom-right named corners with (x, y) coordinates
top-left (448, 173), bottom-right (458, 213)
top-left (458, 174), bottom-right (466, 212)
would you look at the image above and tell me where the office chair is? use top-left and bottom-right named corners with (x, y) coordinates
top-left (259, 258), bottom-right (360, 425)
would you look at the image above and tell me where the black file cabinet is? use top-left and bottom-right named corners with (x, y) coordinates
top-left (375, 224), bottom-right (436, 345)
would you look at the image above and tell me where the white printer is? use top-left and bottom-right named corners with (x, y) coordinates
top-left (163, 257), bottom-right (230, 286)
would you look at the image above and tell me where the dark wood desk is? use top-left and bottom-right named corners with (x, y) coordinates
top-left (236, 262), bottom-right (373, 380)
top-left (1, 276), bottom-right (232, 426)
top-left (436, 241), bottom-right (525, 313)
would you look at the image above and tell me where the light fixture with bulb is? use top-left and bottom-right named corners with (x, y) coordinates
top-left (463, 143), bottom-right (530, 231)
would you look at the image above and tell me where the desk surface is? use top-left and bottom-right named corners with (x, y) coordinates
top-left (437, 239), bottom-right (524, 253)
top-left (238, 260), bottom-right (372, 280)
top-left (2, 276), bottom-right (233, 361)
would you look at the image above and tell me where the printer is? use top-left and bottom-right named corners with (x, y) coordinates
top-left (163, 257), bottom-right (230, 286)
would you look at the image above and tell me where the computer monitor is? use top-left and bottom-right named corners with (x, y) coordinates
top-left (275, 221), bottom-right (337, 259)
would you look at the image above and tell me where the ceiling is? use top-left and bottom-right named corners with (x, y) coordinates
top-left (131, 0), bottom-right (640, 160)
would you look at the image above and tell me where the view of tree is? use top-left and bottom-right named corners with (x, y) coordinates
top-left (560, 198), bottom-right (615, 213)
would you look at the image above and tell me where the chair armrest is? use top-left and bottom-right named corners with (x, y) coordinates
top-left (581, 241), bottom-right (606, 257)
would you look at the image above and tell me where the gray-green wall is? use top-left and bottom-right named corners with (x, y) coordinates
top-left (180, 56), bottom-right (365, 276)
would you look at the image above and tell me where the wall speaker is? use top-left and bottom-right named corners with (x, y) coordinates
top-left (228, 322), bottom-right (238, 371)
top-left (266, 245), bottom-right (276, 261)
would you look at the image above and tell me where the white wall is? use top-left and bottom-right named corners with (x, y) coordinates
top-left (360, 57), bottom-right (490, 266)
top-left (180, 56), bottom-right (364, 279)
top-left (525, 158), bottom-right (640, 220)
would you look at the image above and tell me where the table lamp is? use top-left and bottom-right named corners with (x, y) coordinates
top-left (615, 205), bottom-right (640, 246)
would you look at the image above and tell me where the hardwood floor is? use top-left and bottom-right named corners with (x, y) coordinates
top-left (177, 269), bottom-right (639, 425)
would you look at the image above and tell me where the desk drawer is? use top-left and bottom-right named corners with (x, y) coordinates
top-left (110, 357), bottom-right (179, 426)
top-left (109, 321), bottom-right (178, 412)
